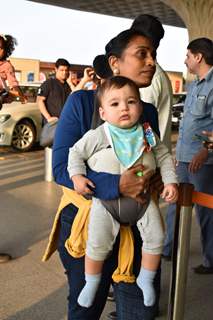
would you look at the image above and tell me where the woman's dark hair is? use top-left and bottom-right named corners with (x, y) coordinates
top-left (187, 38), bottom-right (213, 65)
top-left (95, 28), bottom-right (155, 79)
top-left (93, 55), bottom-right (113, 79)
top-left (96, 75), bottom-right (140, 107)
top-left (105, 28), bottom-right (150, 59)
top-left (0, 35), bottom-right (17, 59)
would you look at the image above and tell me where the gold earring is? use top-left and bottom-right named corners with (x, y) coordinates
top-left (113, 68), bottom-right (120, 75)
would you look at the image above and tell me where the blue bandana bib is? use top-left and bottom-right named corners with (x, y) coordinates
top-left (107, 123), bottom-right (145, 168)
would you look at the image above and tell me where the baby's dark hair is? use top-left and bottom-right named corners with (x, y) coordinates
top-left (96, 76), bottom-right (140, 107)
top-left (0, 35), bottom-right (17, 59)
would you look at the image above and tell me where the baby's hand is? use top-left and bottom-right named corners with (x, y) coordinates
top-left (72, 175), bottom-right (95, 195)
top-left (161, 184), bottom-right (178, 203)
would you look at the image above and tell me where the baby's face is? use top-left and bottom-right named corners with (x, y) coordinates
top-left (99, 84), bottom-right (142, 129)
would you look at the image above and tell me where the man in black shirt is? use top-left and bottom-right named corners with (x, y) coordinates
top-left (37, 58), bottom-right (71, 123)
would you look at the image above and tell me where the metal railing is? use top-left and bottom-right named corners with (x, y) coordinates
top-left (168, 183), bottom-right (213, 320)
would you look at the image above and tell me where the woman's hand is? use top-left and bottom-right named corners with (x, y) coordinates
top-left (119, 164), bottom-right (154, 204)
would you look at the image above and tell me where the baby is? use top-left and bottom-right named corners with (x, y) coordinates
top-left (68, 76), bottom-right (178, 308)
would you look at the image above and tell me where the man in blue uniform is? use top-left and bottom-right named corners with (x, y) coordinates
top-left (164, 38), bottom-right (213, 274)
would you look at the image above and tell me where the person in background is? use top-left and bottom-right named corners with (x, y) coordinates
top-left (68, 71), bottom-right (79, 89)
top-left (0, 33), bottom-right (26, 263)
top-left (37, 60), bottom-right (95, 124)
top-left (163, 38), bottom-right (213, 274)
top-left (0, 34), bottom-right (26, 104)
top-left (37, 58), bottom-right (71, 124)
top-left (78, 67), bottom-right (96, 90)
top-left (131, 14), bottom-right (173, 151)
top-left (67, 67), bottom-right (95, 91)
top-left (43, 28), bottom-right (163, 320)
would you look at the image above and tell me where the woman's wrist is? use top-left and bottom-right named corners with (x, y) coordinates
top-left (87, 169), bottom-right (120, 200)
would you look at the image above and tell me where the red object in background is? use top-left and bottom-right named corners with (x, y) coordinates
top-left (39, 72), bottom-right (46, 83)
top-left (174, 80), bottom-right (180, 93)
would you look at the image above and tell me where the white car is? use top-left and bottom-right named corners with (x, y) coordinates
top-left (0, 84), bottom-right (42, 151)
top-left (172, 93), bottom-right (186, 130)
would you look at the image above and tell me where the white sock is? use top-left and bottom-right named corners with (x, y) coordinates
top-left (77, 273), bottom-right (101, 308)
top-left (136, 267), bottom-right (156, 307)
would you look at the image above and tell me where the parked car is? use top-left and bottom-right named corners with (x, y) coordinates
top-left (0, 84), bottom-right (42, 151)
top-left (172, 92), bottom-right (186, 130)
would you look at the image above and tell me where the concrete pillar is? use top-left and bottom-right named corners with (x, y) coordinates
top-left (161, 0), bottom-right (213, 40)
top-left (161, 0), bottom-right (213, 82)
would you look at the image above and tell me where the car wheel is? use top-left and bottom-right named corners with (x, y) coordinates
top-left (12, 120), bottom-right (36, 151)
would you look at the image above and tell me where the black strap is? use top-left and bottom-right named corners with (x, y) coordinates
top-left (90, 89), bottom-right (104, 129)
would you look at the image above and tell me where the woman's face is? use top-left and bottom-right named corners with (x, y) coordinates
top-left (113, 35), bottom-right (156, 88)
top-left (0, 39), bottom-right (5, 60)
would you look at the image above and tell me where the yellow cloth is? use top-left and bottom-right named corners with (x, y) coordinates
top-left (112, 226), bottom-right (135, 283)
top-left (42, 186), bottom-right (135, 283)
top-left (42, 187), bottom-right (91, 261)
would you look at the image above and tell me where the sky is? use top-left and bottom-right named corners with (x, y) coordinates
top-left (1, 0), bottom-right (189, 73)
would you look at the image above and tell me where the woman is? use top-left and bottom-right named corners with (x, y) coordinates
top-left (46, 29), bottom-right (161, 320)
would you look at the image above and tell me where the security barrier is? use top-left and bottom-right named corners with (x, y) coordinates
top-left (167, 183), bottom-right (213, 320)
top-left (44, 147), bottom-right (54, 182)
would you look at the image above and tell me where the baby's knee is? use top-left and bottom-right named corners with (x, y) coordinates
top-left (142, 227), bottom-right (165, 255)
top-left (86, 244), bottom-right (111, 261)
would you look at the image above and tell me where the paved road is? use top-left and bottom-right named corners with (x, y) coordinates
top-left (0, 146), bottom-right (212, 320)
